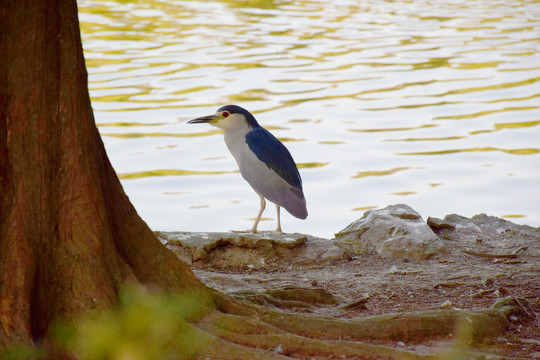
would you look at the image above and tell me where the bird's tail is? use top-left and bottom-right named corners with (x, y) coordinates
top-left (284, 187), bottom-right (308, 219)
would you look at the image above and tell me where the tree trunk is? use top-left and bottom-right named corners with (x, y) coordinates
top-left (0, 0), bottom-right (205, 347)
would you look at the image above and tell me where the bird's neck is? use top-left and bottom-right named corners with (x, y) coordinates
top-left (223, 124), bottom-right (255, 160)
top-left (223, 125), bottom-right (251, 145)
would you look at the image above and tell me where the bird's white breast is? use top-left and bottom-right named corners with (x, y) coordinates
top-left (223, 126), bottom-right (251, 163)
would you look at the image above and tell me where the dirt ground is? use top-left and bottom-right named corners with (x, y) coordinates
top-left (162, 214), bottom-right (540, 359)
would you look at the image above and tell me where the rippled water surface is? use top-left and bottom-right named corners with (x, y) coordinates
top-left (79, 0), bottom-right (540, 238)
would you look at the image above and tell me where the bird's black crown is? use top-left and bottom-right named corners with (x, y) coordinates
top-left (218, 104), bottom-right (260, 128)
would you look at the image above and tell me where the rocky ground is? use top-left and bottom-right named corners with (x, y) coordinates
top-left (158, 204), bottom-right (540, 359)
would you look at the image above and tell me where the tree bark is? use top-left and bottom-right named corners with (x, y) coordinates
top-left (0, 0), bottom-right (205, 347)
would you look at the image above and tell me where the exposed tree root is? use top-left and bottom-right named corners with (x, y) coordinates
top-left (258, 307), bottom-right (509, 343)
top-left (188, 323), bottom-right (289, 360)
top-left (231, 286), bottom-right (343, 310)
top-left (197, 312), bottom-right (430, 360)
top-left (195, 291), bottom-right (524, 359)
top-left (213, 293), bottom-right (510, 342)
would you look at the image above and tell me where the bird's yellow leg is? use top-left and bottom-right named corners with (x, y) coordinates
top-left (249, 195), bottom-right (266, 233)
top-left (275, 205), bottom-right (282, 233)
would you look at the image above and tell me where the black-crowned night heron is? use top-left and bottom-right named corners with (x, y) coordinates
top-left (188, 105), bottom-right (308, 232)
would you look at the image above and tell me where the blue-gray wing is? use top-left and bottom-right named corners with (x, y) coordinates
top-left (245, 127), bottom-right (302, 191)
top-left (245, 127), bottom-right (307, 219)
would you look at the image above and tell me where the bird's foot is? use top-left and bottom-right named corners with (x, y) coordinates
top-left (231, 229), bottom-right (287, 235)
top-left (231, 229), bottom-right (258, 234)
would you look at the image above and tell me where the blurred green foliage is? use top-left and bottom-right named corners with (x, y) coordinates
top-left (436, 316), bottom-right (477, 360)
top-left (0, 345), bottom-right (43, 360)
top-left (54, 285), bottom-right (210, 360)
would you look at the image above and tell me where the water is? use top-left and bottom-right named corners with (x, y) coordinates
top-left (78, 0), bottom-right (540, 238)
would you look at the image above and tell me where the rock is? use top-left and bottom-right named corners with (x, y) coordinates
top-left (163, 231), bottom-right (306, 261)
top-left (426, 213), bottom-right (540, 248)
top-left (426, 217), bottom-right (455, 232)
top-left (159, 231), bottom-right (343, 269)
top-left (333, 204), bottom-right (447, 260)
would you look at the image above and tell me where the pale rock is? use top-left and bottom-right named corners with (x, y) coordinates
top-left (333, 204), bottom-right (447, 260)
top-left (427, 213), bottom-right (540, 248)
top-left (158, 231), bottom-right (343, 269)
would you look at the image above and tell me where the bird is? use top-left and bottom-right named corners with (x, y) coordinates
top-left (187, 105), bottom-right (307, 233)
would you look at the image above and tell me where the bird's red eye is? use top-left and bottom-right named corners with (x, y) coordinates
top-left (223, 111), bottom-right (230, 118)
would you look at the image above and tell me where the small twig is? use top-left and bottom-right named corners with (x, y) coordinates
top-left (448, 274), bottom-right (469, 281)
top-left (512, 246), bottom-right (528, 255)
top-left (462, 249), bottom-right (517, 259)
top-left (434, 282), bottom-right (464, 289)
top-left (500, 287), bottom-right (535, 321)
top-left (503, 260), bottom-right (523, 265)
top-left (470, 288), bottom-right (496, 298)
top-left (387, 268), bottom-right (423, 276)
top-left (338, 297), bottom-right (369, 310)
top-left (243, 277), bottom-right (282, 283)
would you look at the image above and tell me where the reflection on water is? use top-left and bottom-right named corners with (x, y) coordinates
top-left (118, 169), bottom-right (237, 180)
top-left (79, 0), bottom-right (540, 237)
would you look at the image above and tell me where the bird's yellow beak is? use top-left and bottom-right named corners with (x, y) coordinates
top-left (187, 114), bottom-right (218, 124)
